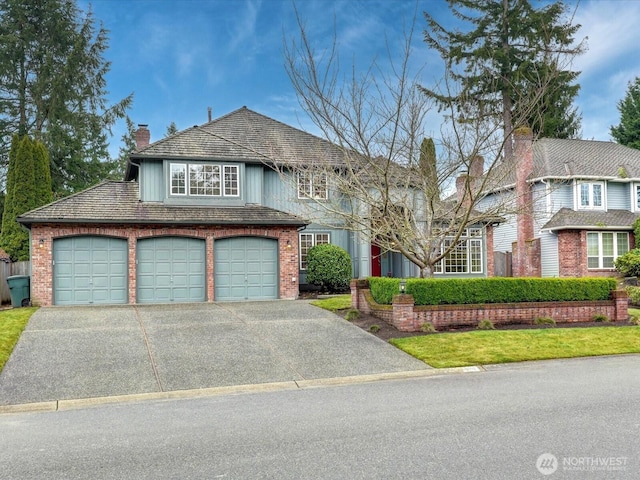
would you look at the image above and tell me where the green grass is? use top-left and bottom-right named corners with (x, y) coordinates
top-left (310, 294), bottom-right (352, 312)
top-left (0, 307), bottom-right (37, 372)
top-left (390, 326), bottom-right (640, 368)
top-left (629, 307), bottom-right (640, 317)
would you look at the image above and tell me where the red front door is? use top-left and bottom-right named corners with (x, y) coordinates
top-left (371, 244), bottom-right (382, 277)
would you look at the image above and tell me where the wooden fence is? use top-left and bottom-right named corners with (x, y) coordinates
top-left (0, 261), bottom-right (30, 305)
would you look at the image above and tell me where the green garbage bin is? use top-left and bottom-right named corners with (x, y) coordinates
top-left (7, 275), bottom-right (30, 307)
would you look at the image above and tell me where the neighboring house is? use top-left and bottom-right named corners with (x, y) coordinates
top-left (483, 130), bottom-right (640, 278)
top-left (19, 107), bottom-right (435, 306)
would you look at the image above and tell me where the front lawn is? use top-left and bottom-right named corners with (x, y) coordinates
top-left (0, 307), bottom-right (37, 372)
top-left (390, 326), bottom-right (640, 368)
top-left (310, 294), bottom-right (351, 312)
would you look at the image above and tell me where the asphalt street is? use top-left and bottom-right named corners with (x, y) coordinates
top-left (1, 355), bottom-right (639, 479)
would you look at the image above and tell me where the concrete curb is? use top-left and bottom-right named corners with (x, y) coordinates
top-left (0, 366), bottom-right (486, 415)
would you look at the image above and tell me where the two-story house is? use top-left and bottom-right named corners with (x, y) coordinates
top-left (20, 107), bottom-right (427, 306)
top-left (486, 129), bottom-right (640, 278)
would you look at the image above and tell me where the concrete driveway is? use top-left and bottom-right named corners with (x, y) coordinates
top-left (0, 301), bottom-right (429, 406)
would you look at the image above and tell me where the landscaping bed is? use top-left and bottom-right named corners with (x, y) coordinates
top-left (338, 308), bottom-right (634, 342)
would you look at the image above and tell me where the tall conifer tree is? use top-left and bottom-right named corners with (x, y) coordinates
top-left (611, 77), bottom-right (640, 150)
top-left (422, 0), bottom-right (585, 159)
top-left (0, 0), bottom-right (132, 195)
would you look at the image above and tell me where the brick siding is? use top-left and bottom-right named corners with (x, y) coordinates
top-left (351, 280), bottom-right (628, 332)
top-left (557, 230), bottom-right (620, 278)
top-left (30, 223), bottom-right (300, 306)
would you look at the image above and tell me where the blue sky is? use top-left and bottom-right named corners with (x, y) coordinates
top-left (79, 0), bottom-right (640, 155)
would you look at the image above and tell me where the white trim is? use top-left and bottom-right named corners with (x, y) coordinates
top-left (574, 180), bottom-right (606, 211)
top-left (297, 172), bottom-right (328, 200)
top-left (586, 231), bottom-right (629, 270)
top-left (299, 232), bottom-right (330, 270)
top-left (169, 163), bottom-right (187, 196)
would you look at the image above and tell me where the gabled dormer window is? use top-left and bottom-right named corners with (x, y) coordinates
top-left (170, 162), bottom-right (239, 198)
top-left (297, 172), bottom-right (328, 200)
top-left (577, 181), bottom-right (604, 210)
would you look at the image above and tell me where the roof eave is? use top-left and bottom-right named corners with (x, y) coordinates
top-left (541, 224), bottom-right (634, 233)
top-left (18, 218), bottom-right (309, 227)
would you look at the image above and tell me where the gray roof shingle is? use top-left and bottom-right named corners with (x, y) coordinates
top-left (534, 138), bottom-right (640, 179)
top-left (541, 207), bottom-right (639, 231)
top-left (488, 138), bottom-right (640, 191)
top-left (18, 181), bottom-right (307, 227)
top-left (126, 107), bottom-right (348, 180)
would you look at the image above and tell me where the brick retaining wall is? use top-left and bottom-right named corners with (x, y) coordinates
top-left (351, 280), bottom-right (629, 332)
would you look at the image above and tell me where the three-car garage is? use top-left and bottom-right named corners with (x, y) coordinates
top-left (51, 234), bottom-right (281, 305)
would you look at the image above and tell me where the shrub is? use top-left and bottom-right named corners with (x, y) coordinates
top-left (593, 313), bottom-right (609, 323)
top-left (477, 319), bottom-right (495, 330)
top-left (534, 316), bottom-right (556, 326)
top-left (369, 324), bottom-right (380, 333)
top-left (634, 217), bottom-right (640, 248)
top-left (306, 244), bottom-right (352, 292)
top-left (345, 309), bottom-right (360, 321)
top-left (626, 286), bottom-right (640, 305)
top-left (614, 249), bottom-right (640, 277)
top-left (420, 321), bottom-right (436, 333)
top-left (629, 315), bottom-right (640, 326)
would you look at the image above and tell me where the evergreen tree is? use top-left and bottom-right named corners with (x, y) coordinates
top-left (611, 77), bottom-right (640, 150)
top-left (110, 117), bottom-right (137, 180)
top-left (165, 121), bottom-right (178, 137)
top-left (0, 135), bottom-right (36, 260)
top-left (0, 0), bottom-right (133, 195)
top-left (33, 139), bottom-right (53, 206)
top-left (419, 137), bottom-right (439, 201)
top-left (422, 0), bottom-right (585, 158)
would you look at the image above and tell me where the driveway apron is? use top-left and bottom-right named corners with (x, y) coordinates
top-left (0, 301), bottom-right (429, 406)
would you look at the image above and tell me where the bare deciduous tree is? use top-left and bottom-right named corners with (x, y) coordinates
top-left (276, 8), bottom-right (572, 277)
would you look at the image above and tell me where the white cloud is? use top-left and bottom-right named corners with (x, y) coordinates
top-left (571, 0), bottom-right (640, 140)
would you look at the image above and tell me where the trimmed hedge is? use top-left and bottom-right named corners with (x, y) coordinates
top-left (368, 277), bottom-right (617, 306)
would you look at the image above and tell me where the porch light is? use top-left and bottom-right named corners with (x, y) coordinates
top-left (286, 239), bottom-right (292, 249)
top-left (39, 238), bottom-right (45, 248)
top-left (399, 280), bottom-right (406, 294)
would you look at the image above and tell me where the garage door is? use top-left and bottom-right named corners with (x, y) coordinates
top-left (137, 237), bottom-right (206, 303)
top-left (53, 236), bottom-right (128, 305)
top-left (214, 237), bottom-right (278, 301)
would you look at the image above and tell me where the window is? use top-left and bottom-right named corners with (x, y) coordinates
top-left (434, 228), bottom-right (483, 274)
top-left (224, 165), bottom-right (239, 196)
top-left (170, 164), bottom-right (186, 195)
top-left (170, 163), bottom-right (240, 197)
top-left (587, 232), bottom-right (628, 269)
top-left (190, 164), bottom-right (220, 196)
top-left (297, 172), bottom-right (328, 200)
top-left (634, 184), bottom-right (640, 211)
top-left (577, 182), bottom-right (604, 209)
top-left (299, 233), bottom-right (330, 270)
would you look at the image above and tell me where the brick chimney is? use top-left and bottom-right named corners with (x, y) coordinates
top-left (513, 127), bottom-right (539, 277)
top-left (469, 155), bottom-right (484, 178)
top-left (135, 124), bottom-right (150, 150)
